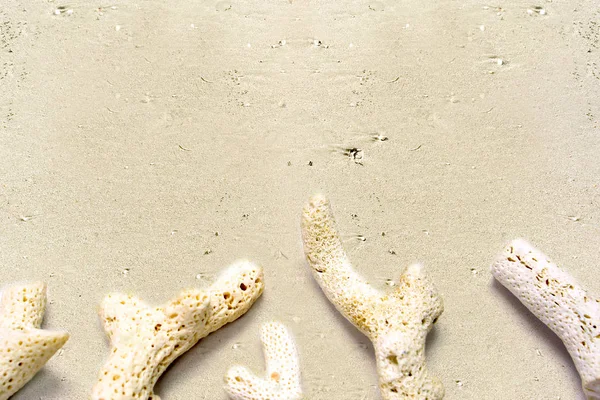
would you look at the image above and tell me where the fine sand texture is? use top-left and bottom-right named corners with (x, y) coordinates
top-left (1, 0), bottom-right (600, 398)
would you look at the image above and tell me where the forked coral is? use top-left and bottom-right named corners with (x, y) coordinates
top-left (301, 195), bottom-right (444, 399)
top-left (91, 260), bottom-right (264, 400)
top-left (0, 282), bottom-right (69, 400)
top-left (491, 239), bottom-right (600, 399)
top-left (225, 321), bottom-right (303, 400)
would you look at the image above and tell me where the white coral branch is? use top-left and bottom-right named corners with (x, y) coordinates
top-left (491, 239), bottom-right (600, 399)
top-left (0, 282), bottom-right (69, 400)
top-left (225, 322), bottom-right (303, 400)
top-left (301, 195), bottom-right (444, 399)
top-left (91, 260), bottom-right (264, 400)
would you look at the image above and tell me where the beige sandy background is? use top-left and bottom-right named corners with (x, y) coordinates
top-left (1, 0), bottom-right (600, 398)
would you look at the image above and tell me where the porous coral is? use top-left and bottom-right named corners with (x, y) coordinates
top-left (492, 239), bottom-right (600, 399)
top-left (301, 195), bottom-right (444, 399)
top-left (91, 261), bottom-right (264, 400)
top-left (225, 321), bottom-right (303, 400)
top-left (0, 282), bottom-right (69, 400)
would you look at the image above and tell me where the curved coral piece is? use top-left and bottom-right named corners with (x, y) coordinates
top-left (492, 239), bottom-right (600, 399)
top-left (225, 321), bottom-right (303, 400)
top-left (301, 195), bottom-right (444, 399)
top-left (0, 282), bottom-right (69, 400)
top-left (91, 260), bottom-right (264, 400)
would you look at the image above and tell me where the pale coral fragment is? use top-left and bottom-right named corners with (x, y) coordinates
top-left (301, 195), bottom-right (444, 399)
top-left (0, 282), bottom-right (69, 400)
top-left (225, 322), bottom-right (303, 400)
top-left (91, 260), bottom-right (264, 400)
top-left (491, 239), bottom-right (600, 399)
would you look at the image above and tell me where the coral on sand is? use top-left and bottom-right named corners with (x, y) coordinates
top-left (225, 321), bottom-right (303, 400)
top-left (301, 195), bottom-right (444, 400)
top-left (91, 261), bottom-right (264, 400)
top-left (492, 239), bottom-right (600, 400)
top-left (0, 282), bottom-right (69, 400)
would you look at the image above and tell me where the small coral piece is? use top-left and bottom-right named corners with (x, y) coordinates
top-left (91, 260), bottom-right (264, 400)
top-left (225, 321), bottom-right (303, 400)
top-left (301, 195), bottom-right (444, 399)
top-left (0, 282), bottom-right (69, 400)
top-left (491, 239), bottom-right (600, 399)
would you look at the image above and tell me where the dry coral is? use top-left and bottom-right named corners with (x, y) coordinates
top-left (492, 239), bottom-right (600, 399)
top-left (91, 261), bottom-right (264, 400)
top-left (225, 321), bottom-right (303, 400)
top-left (301, 195), bottom-right (444, 399)
top-left (0, 282), bottom-right (69, 400)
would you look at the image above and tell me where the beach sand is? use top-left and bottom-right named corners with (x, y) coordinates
top-left (1, 0), bottom-right (599, 398)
